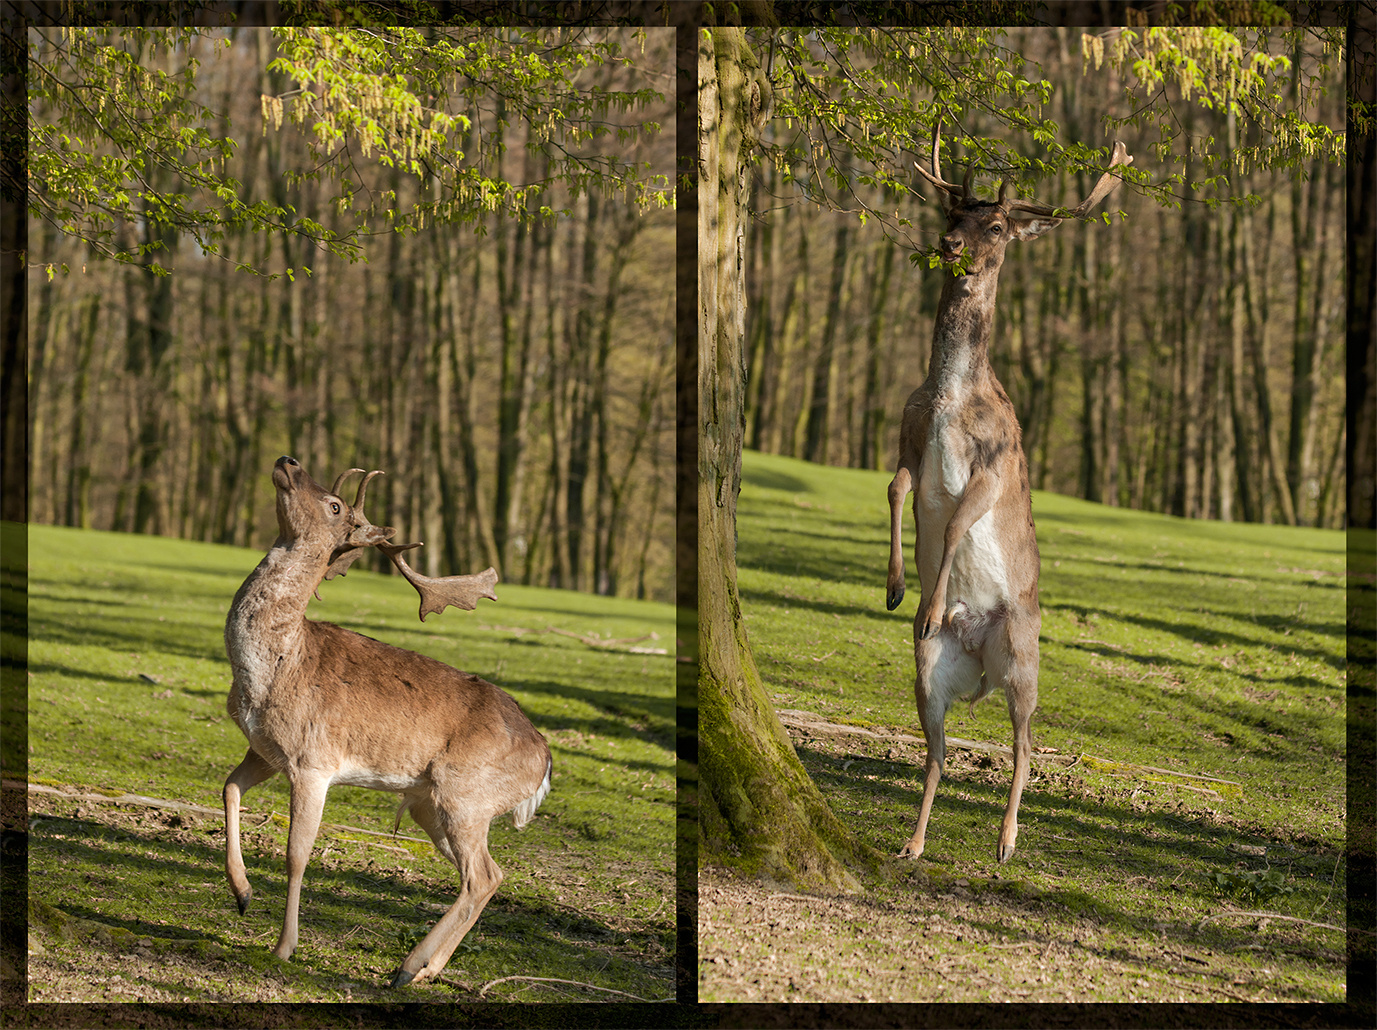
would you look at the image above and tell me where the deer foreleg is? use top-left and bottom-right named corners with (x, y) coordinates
top-left (886, 464), bottom-right (916, 611)
top-left (223, 748), bottom-right (277, 915)
top-left (274, 772), bottom-right (329, 961)
top-left (915, 466), bottom-right (1002, 640)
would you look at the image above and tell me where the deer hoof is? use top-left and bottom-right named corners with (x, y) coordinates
top-left (389, 968), bottom-right (416, 988)
top-left (234, 890), bottom-right (252, 916)
top-left (996, 843), bottom-right (1016, 864)
top-left (886, 586), bottom-right (905, 611)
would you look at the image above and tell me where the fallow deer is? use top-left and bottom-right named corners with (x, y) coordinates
top-left (223, 455), bottom-right (552, 986)
top-left (886, 118), bottom-right (1131, 863)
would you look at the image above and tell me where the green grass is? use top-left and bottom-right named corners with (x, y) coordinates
top-left (25, 524), bottom-right (675, 1003)
top-left (722, 449), bottom-right (1346, 1000)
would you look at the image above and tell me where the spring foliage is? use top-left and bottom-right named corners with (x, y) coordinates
top-left (28, 26), bottom-right (672, 276)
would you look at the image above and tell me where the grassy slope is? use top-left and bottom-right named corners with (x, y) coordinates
top-left (711, 449), bottom-right (1346, 1001)
top-left (25, 524), bottom-right (675, 1003)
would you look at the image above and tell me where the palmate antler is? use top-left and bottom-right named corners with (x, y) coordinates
top-left (914, 112), bottom-right (1133, 218)
top-left (324, 468), bottom-right (499, 621)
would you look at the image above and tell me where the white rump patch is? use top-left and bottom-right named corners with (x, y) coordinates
top-left (510, 758), bottom-right (552, 830)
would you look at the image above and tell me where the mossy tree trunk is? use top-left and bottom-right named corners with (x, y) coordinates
top-left (697, 26), bottom-right (874, 893)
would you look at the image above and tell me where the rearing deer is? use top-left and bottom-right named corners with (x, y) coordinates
top-left (886, 119), bottom-right (1130, 863)
top-left (223, 456), bottom-right (552, 986)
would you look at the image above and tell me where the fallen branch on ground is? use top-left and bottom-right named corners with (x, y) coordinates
top-left (1080, 754), bottom-right (1241, 787)
top-left (776, 709), bottom-right (1048, 761)
top-left (475, 975), bottom-right (669, 1001)
top-left (481, 624), bottom-right (667, 654)
top-left (1196, 910), bottom-right (1357, 935)
top-left (19, 779), bottom-right (431, 844)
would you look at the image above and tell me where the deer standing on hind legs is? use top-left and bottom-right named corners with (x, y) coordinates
top-left (223, 456), bottom-right (552, 986)
top-left (886, 118), bottom-right (1131, 863)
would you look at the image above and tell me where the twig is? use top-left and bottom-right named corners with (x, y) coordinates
top-left (475, 975), bottom-right (667, 1001)
top-left (1171, 977), bottom-right (1261, 1003)
top-left (1080, 754), bottom-right (1242, 787)
top-left (1196, 910), bottom-right (1357, 934)
top-left (20, 779), bottom-right (432, 843)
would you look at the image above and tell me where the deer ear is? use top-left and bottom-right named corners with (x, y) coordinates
top-left (1008, 214), bottom-right (1061, 241)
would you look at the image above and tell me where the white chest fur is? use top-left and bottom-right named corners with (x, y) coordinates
top-left (916, 411), bottom-right (1012, 613)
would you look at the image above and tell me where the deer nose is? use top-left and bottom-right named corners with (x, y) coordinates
top-left (276, 456), bottom-right (300, 468)
top-left (939, 235), bottom-right (962, 256)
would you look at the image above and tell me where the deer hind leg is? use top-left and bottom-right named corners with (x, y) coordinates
top-left (898, 627), bottom-right (982, 859)
top-left (391, 798), bottom-right (504, 987)
top-left (274, 770), bottom-right (330, 961)
top-left (223, 748), bottom-right (277, 915)
top-left (984, 613), bottom-right (1040, 864)
top-left (886, 464), bottom-right (915, 611)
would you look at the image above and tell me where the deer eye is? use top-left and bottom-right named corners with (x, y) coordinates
top-left (330, 502), bottom-right (341, 515)
top-left (989, 223), bottom-right (1003, 234)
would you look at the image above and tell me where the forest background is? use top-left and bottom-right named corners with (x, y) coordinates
top-left (23, 22), bottom-right (677, 602)
top-left (742, 22), bottom-right (1347, 529)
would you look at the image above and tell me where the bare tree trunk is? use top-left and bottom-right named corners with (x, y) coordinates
top-left (64, 293), bottom-right (101, 528)
top-left (565, 192), bottom-right (600, 589)
top-left (1347, 3), bottom-right (1377, 528)
top-left (745, 167), bottom-right (773, 452)
top-left (1225, 111), bottom-right (1259, 523)
top-left (1103, 222), bottom-right (1124, 507)
top-left (1078, 220), bottom-right (1104, 504)
top-left (769, 222), bottom-right (807, 456)
top-left (1242, 193), bottom-right (1298, 525)
top-left (802, 216), bottom-right (849, 465)
top-left (859, 240), bottom-right (895, 471)
top-left (592, 204), bottom-right (643, 595)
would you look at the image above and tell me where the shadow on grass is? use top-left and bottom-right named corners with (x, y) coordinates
top-left (516, 678), bottom-right (674, 757)
top-left (741, 466), bottom-right (813, 494)
top-left (796, 740), bottom-right (1344, 963)
top-left (1044, 598), bottom-right (1344, 663)
top-left (28, 811), bottom-right (645, 998)
top-left (29, 599), bottom-right (226, 662)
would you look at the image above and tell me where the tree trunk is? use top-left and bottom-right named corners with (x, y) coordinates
top-left (64, 293), bottom-right (101, 528)
top-left (1242, 193), bottom-right (1298, 526)
top-left (592, 204), bottom-right (642, 595)
top-left (698, 26), bottom-right (871, 892)
top-left (802, 216), bottom-right (849, 465)
top-left (1224, 111), bottom-right (1259, 523)
top-left (859, 240), bottom-right (895, 471)
top-left (565, 192), bottom-right (600, 590)
top-left (1347, 4), bottom-right (1377, 529)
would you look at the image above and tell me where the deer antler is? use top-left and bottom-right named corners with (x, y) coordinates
top-left (913, 112), bottom-right (972, 201)
top-left (379, 543), bottom-right (499, 622)
top-left (1003, 140), bottom-right (1134, 219)
top-left (323, 468), bottom-right (392, 581)
top-left (320, 466), bottom-right (498, 618)
top-left (916, 109), bottom-right (1133, 220)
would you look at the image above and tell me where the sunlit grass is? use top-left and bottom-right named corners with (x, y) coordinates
top-left (26, 524), bottom-right (675, 1002)
top-left (725, 449), bottom-right (1345, 1001)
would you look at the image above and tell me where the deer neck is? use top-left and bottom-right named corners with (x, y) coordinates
top-left (225, 541), bottom-right (331, 695)
top-left (929, 269), bottom-right (1000, 394)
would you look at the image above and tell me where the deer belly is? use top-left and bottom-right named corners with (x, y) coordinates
top-left (916, 495), bottom-right (1012, 612)
top-left (332, 764), bottom-right (424, 791)
top-left (944, 512), bottom-right (1011, 611)
top-left (917, 425), bottom-right (1012, 612)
